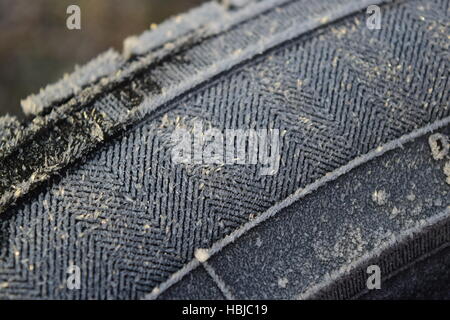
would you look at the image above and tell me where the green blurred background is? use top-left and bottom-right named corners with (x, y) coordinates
top-left (0, 0), bottom-right (206, 119)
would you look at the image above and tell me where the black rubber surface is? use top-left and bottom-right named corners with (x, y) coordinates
top-left (0, 0), bottom-right (449, 299)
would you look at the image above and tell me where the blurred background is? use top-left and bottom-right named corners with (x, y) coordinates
top-left (0, 0), bottom-right (207, 119)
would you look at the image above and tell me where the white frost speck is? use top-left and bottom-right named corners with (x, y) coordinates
top-left (372, 189), bottom-right (388, 205)
top-left (194, 248), bottom-right (210, 263)
top-left (278, 277), bottom-right (289, 288)
top-left (151, 287), bottom-right (160, 295)
top-left (390, 206), bottom-right (400, 219)
top-left (406, 193), bottom-right (416, 201)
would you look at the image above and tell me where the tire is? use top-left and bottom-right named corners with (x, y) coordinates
top-left (0, 0), bottom-right (449, 299)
